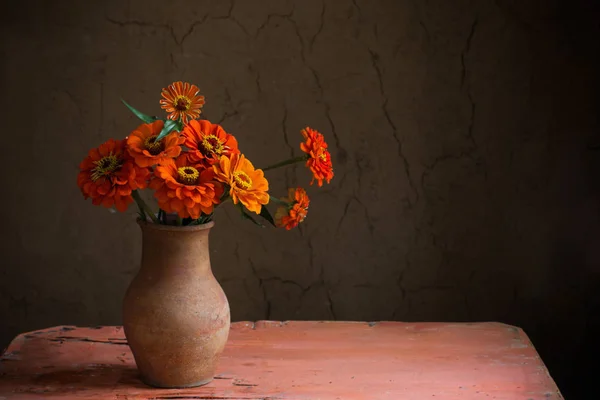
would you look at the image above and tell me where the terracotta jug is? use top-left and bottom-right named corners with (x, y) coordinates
top-left (123, 220), bottom-right (230, 388)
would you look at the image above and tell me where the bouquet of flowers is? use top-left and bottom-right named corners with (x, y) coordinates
top-left (77, 81), bottom-right (334, 229)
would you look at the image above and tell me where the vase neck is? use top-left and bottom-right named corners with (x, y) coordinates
top-left (139, 224), bottom-right (213, 276)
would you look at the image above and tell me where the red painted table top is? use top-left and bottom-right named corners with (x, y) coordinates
top-left (0, 321), bottom-right (561, 399)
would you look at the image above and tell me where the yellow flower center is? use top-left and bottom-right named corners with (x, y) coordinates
top-left (144, 135), bottom-right (165, 155)
top-left (177, 166), bottom-right (200, 185)
top-left (91, 154), bottom-right (121, 182)
top-left (201, 134), bottom-right (224, 156)
top-left (233, 171), bottom-right (252, 190)
top-left (174, 95), bottom-right (192, 111)
top-left (319, 152), bottom-right (327, 162)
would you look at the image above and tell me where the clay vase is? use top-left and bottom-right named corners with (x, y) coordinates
top-left (123, 220), bottom-right (230, 388)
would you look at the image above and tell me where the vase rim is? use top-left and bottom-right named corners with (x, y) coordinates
top-left (137, 219), bottom-right (215, 232)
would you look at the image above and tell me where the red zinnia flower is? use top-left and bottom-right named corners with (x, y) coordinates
top-left (150, 155), bottom-right (223, 219)
top-left (159, 81), bottom-right (205, 124)
top-left (126, 120), bottom-right (184, 167)
top-left (182, 119), bottom-right (239, 167)
top-left (77, 139), bottom-right (150, 212)
top-left (300, 127), bottom-right (334, 186)
top-left (275, 187), bottom-right (310, 230)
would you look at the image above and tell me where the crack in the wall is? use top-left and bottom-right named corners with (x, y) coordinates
top-left (178, 17), bottom-right (210, 46)
top-left (319, 170), bottom-right (349, 199)
top-left (308, 68), bottom-right (347, 162)
top-left (368, 49), bottom-right (417, 205)
top-left (460, 18), bottom-right (478, 89)
top-left (309, 0), bottom-right (325, 52)
top-left (254, 69), bottom-right (263, 94)
top-left (354, 195), bottom-right (374, 236)
top-left (336, 198), bottom-right (353, 236)
top-left (169, 52), bottom-right (178, 69)
top-left (354, 155), bottom-right (365, 193)
top-left (405, 284), bottom-right (455, 294)
top-left (335, 195), bottom-right (374, 246)
top-left (106, 2), bottom-right (242, 48)
top-left (233, 242), bottom-right (241, 265)
top-left (421, 17), bottom-right (482, 187)
top-left (409, 0), bottom-right (430, 43)
top-left (281, 104), bottom-right (296, 187)
top-left (306, 236), bottom-right (319, 283)
top-left (351, 0), bottom-right (362, 17)
top-left (216, 88), bottom-right (241, 124)
top-left (392, 252), bottom-right (410, 318)
top-left (419, 21), bottom-right (430, 41)
top-left (105, 16), bottom-right (209, 47)
top-left (262, 5), bottom-right (347, 164)
top-left (221, 0), bottom-right (250, 36)
top-left (254, 6), bottom-right (295, 39)
top-left (420, 149), bottom-right (477, 187)
top-left (262, 276), bottom-right (309, 294)
top-left (281, 105), bottom-right (293, 156)
top-left (248, 258), bottom-right (271, 320)
top-left (462, 19), bottom-right (480, 154)
top-left (179, 1), bottom-right (238, 44)
top-left (327, 288), bottom-right (337, 320)
top-left (324, 102), bottom-right (346, 162)
top-left (213, 0), bottom-right (235, 22)
top-left (259, 4), bottom-right (345, 162)
top-left (105, 16), bottom-right (178, 43)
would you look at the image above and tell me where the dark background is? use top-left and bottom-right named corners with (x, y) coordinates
top-left (1, 0), bottom-right (599, 398)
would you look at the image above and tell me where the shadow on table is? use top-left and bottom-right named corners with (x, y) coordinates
top-left (28, 363), bottom-right (147, 390)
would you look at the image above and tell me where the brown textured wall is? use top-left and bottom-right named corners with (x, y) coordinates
top-left (1, 0), bottom-right (599, 396)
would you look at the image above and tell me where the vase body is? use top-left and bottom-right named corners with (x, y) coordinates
top-left (123, 221), bottom-right (230, 388)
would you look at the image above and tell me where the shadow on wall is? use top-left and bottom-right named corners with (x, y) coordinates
top-left (542, 145), bottom-right (600, 398)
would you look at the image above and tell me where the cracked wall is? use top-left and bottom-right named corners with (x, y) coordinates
top-left (1, 0), bottom-right (599, 396)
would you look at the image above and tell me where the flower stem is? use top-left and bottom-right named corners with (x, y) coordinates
top-left (132, 190), bottom-right (159, 224)
top-left (261, 155), bottom-right (308, 172)
top-left (269, 196), bottom-right (290, 206)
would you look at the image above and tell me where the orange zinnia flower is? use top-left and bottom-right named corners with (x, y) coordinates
top-left (182, 119), bottom-right (239, 167)
top-left (213, 154), bottom-right (269, 214)
top-left (77, 139), bottom-right (150, 212)
top-left (300, 127), bottom-right (334, 186)
top-left (159, 81), bottom-right (205, 124)
top-left (275, 187), bottom-right (310, 230)
top-left (150, 155), bottom-right (223, 219)
top-left (127, 120), bottom-right (184, 167)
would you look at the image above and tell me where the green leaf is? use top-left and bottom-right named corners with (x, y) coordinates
top-left (219, 187), bottom-right (231, 202)
top-left (156, 119), bottom-right (182, 141)
top-left (259, 205), bottom-right (276, 227)
top-left (238, 204), bottom-right (264, 227)
top-left (121, 99), bottom-right (157, 123)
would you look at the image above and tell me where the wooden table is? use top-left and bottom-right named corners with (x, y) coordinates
top-left (0, 321), bottom-right (562, 399)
